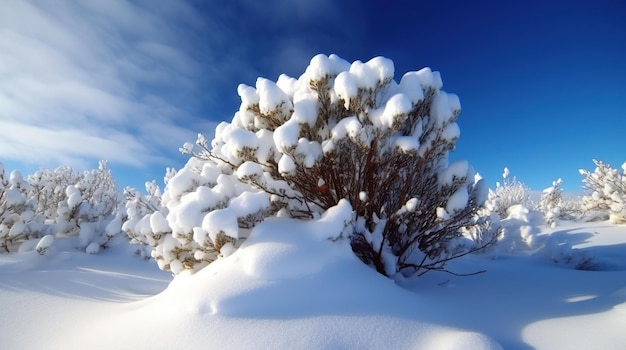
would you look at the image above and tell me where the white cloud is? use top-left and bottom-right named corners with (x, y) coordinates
top-left (0, 121), bottom-right (160, 167)
top-left (0, 0), bottom-right (210, 171)
top-left (0, 0), bottom-right (356, 183)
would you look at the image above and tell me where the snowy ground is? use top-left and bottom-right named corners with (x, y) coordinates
top-left (1, 217), bottom-right (625, 349)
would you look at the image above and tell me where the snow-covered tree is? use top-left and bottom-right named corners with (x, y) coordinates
top-left (579, 159), bottom-right (626, 224)
top-left (536, 178), bottom-right (563, 228)
top-left (0, 164), bottom-right (43, 252)
top-left (141, 54), bottom-right (496, 276)
top-left (488, 167), bottom-right (531, 218)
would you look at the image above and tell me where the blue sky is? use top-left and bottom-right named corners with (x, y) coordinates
top-left (1, 0), bottom-right (624, 193)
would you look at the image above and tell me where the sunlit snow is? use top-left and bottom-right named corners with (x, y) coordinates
top-left (2, 214), bottom-right (626, 349)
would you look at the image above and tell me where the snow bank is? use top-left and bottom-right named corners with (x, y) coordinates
top-left (4, 201), bottom-right (502, 349)
top-left (121, 204), bottom-right (501, 350)
top-left (4, 218), bottom-right (626, 349)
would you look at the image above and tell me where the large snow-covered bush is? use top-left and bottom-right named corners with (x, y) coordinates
top-left (136, 54), bottom-right (496, 276)
top-left (0, 164), bottom-right (43, 252)
top-left (579, 159), bottom-right (626, 223)
top-left (488, 167), bottom-right (531, 218)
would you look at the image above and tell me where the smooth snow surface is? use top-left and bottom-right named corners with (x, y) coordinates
top-left (2, 219), bottom-right (626, 349)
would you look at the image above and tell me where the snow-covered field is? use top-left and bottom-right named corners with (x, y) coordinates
top-left (1, 214), bottom-right (625, 350)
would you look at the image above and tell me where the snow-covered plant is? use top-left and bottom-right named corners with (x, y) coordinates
top-left (559, 197), bottom-right (584, 220)
top-left (147, 54), bottom-right (496, 276)
top-left (28, 165), bottom-right (81, 220)
top-left (536, 178), bottom-right (563, 228)
top-left (0, 164), bottom-right (43, 252)
top-left (122, 180), bottom-right (169, 259)
top-left (1, 162), bottom-right (120, 254)
top-left (579, 159), bottom-right (626, 224)
top-left (56, 161), bottom-right (121, 252)
top-left (492, 204), bottom-right (540, 254)
top-left (488, 167), bottom-right (531, 218)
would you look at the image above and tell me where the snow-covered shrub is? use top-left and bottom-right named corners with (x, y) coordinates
top-left (491, 204), bottom-right (541, 254)
top-left (123, 168), bottom-right (237, 273)
top-left (536, 178), bottom-right (563, 228)
top-left (488, 167), bottom-right (531, 218)
top-left (1, 162), bottom-right (120, 254)
top-left (122, 180), bottom-right (169, 260)
top-left (55, 161), bottom-right (121, 251)
top-left (28, 165), bottom-right (81, 220)
top-left (0, 164), bottom-right (43, 252)
top-left (579, 159), bottom-right (626, 224)
top-left (145, 54), bottom-right (496, 276)
top-left (559, 197), bottom-right (585, 220)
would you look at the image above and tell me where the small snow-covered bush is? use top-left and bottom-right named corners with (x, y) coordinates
top-left (139, 54), bottom-right (497, 276)
top-left (579, 159), bottom-right (626, 224)
top-left (0, 164), bottom-right (43, 252)
top-left (491, 204), bottom-right (540, 254)
top-left (488, 167), bottom-right (531, 218)
top-left (536, 178), bottom-right (563, 228)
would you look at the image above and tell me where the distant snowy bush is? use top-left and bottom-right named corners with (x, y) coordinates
top-left (1, 161), bottom-right (121, 254)
top-left (579, 159), bottom-right (626, 224)
top-left (488, 167), bottom-right (531, 218)
top-left (28, 165), bottom-right (81, 220)
top-left (558, 197), bottom-right (585, 220)
top-left (0, 164), bottom-right (43, 252)
top-left (536, 178), bottom-right (563, 228)
top-left (490, 204), bottom-right (540, 254)
top-left (140, 54), bottom-right (497, 276)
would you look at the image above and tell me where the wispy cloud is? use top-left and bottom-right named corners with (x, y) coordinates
top-left (0, 0), bottom-right (211, 170)
top-left (0, 0), bottom-right (358, 181)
